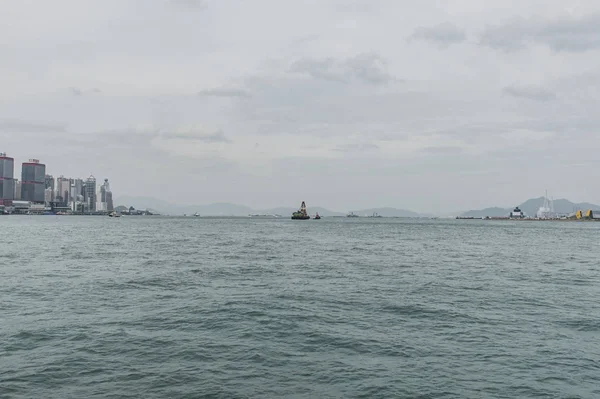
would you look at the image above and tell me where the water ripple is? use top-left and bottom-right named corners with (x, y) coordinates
top-left (1, 217), bottom-right (599, 398)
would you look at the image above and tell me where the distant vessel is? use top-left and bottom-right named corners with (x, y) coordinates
top-left (347, 212), bottom-right (359, 218)
top-left (194, 213), bottom-right (200, 217)
top-left (292, 201), bottom-right (310, 220)
top-left (510, 207), bottom-right (524, 219)
top-left (108, 212), bottom-right (121, 218)
top-left (368, 212), bottom-right (382, 218)
top-left (314, 213), bottom-right (321, 220)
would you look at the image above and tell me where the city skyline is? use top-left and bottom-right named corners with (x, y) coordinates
top-left (0, 153), bottom-right (114, 213)
top-left (1, 1), bottom-right (600, 213)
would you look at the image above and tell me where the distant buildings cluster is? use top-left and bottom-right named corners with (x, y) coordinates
top-left (0, 152), bottom-right (114, 214)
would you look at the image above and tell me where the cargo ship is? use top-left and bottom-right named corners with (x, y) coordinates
top-left (292, 201), bottom-right (310, 220)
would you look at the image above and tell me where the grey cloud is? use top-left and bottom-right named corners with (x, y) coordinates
top-left (163, 129), bottom-right (232, 144)
top-left (198, 88), bottom-right (251, 98)
top-left (332, 0), bottom-right (387, 15)
top-left (290, 53), bottom-right (393, 85)
top-left (481, 13), bottom-right (600, 52)
top-left (0, 119), bottom-right (67, 133)
top-left (290, 58), bottom-right (348, 83)
top-left (503, 85), bottom-right (556, 101)
top-left (346, 53), bottom-right (393, 85)
top-left (332, 143), bottom-right (380, 153)
top-left (410, 23), bottom-right (466, 47)
top-left (169, 0), bottom-right (206, 9)
top-left (420, 146), bottom-right (464, 154)
top-left (69, 87), bottom-right (102, 96)
top-left (62, 128), bottom-right (161, 150)
top-left (3, 0), bottom-right (600, 211)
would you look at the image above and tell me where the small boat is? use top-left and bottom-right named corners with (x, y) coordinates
top-left (109, 212), bottom-right (121, 218)
top-left (194, 213), bottom-right (200, 217)
top-left (315, 213), bottom-right (321, 220)
top-left (347, 212), bottom-right (359, 218)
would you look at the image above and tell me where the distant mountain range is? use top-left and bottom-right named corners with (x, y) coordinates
top-left (347, 207), bottom-right (435, 218)
top-left (115, 195), bottom-right (600, 218)
top-left (114, 196), bottom-right (433, 217)
top-left (461, 197), bottom-right (600, 218)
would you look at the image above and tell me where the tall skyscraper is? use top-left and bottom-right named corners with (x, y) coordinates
top-left (84, 175), bottom-right (96, 212)
top-left (56, 176), bottom-right (70, 203)
top-left (21, 159), bottom-right (46, 203)
top-left (45, 187), bottom-right (54, 204)
top-left (98, 178), bottom-right (114, 212)
top-left (70, 178), bottom-right (84, 202)
top-left (14, 180), bottom-right (21, 200)
top-left (0, 153), bottom-right (15, 205)
top-left (45, 175), bottom-right (55, 203)
top-left (106, 191), bottom-right (114, 212)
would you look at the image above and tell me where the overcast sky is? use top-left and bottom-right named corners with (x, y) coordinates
top-left (1, 0), bottom-right (599, 212)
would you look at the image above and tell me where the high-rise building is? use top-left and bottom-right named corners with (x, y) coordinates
top-left (0, 153), bottom-right (15, 205)
top-left (98, 178), bottom-right (114, 212)
top-left (21, 159), bottom-right (46, 203)
top-left (100, 179), bottom-right (109, 202)
top-left (70, 178), bottom-right (84, 202)
top-left (45, 175), bottom-right (55, 203)
top-left (14, 180), bottom-right (21, 200)
top-left (106, 191), bottom-right (114, 212)
top-left (56, 176), bottom-right (70, 203)
top-left (84, 175), bottom-right (96, 212)
top-left (45, 187), bottom-right (54, 204)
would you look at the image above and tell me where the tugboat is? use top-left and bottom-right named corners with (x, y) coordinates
top-left (292, 201), bottom-right (311, 220)
top-left (314, 212), bottom-right (321, 220)
top-left (510, 207), bottom-right (524, 219)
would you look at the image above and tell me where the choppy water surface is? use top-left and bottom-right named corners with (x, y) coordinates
top-left (1, 216), bottom-right (600, 398)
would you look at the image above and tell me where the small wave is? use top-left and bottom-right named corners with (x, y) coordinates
top-left (556, 318), bottom-right (600, 332)
top-left (0, 252), bottom-right (19, 259)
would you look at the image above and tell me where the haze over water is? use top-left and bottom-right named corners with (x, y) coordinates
top-left (2, 217), bottom-right (599, 398)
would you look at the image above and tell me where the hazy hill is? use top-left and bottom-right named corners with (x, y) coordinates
top-left (519, 197), bottom-right (600, 215)
top-left (350, 207), bottom-right (423, 217)
top-left (461, 207), bottom-right (510, 218)
top-left (114, 196), bottom-right (450, 217)
top-left (115, 196), bottom-right (345, 216)
top-left (114, 196), bottom-right (250, 215)
top-left (461, 197), bottom-right (600, 218)
top-left (259, 206), bottom-right (344, 217)
top-left (192, 203), bottom-right (254, 216)
top-left (115, 196), bottom-right (177, 213)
